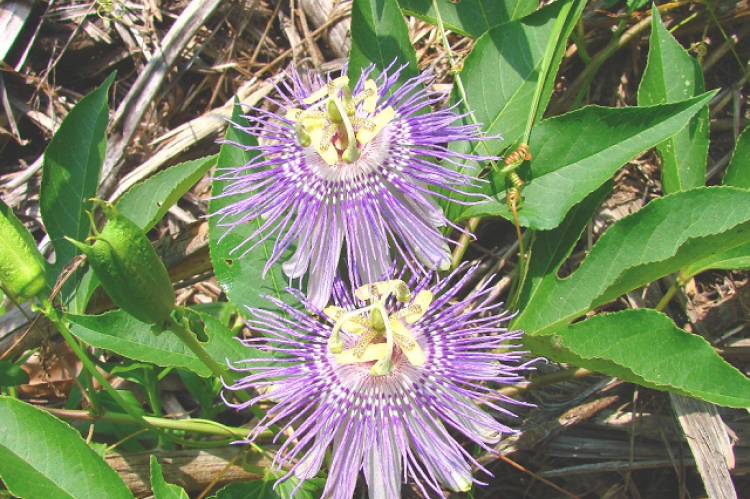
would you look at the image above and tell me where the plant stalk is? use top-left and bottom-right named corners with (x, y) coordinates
top-left (39, 297), bottom-right (193, 446)
top-left (45, 407), bottom-right (271, 441)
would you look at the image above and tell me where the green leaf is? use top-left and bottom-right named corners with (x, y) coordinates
top-left (533, 309), bottom-right (750, 408)
top-left (117, 155), bottom-right (217, 231)
top-left (460, 92), bottom-right (716, 229)
top-left (177, 369), bottom-right (219, 411)
top-left (638, 8), bottom-right (708, 193)
top-left (209, 103), bottom-right (300, 316)
top-left (680, 242), bottom-right (750, 277)
top-left (68, 310), bottom-right (250, 378)
top-left (211, 473), bottom-right (325, 499)
top-left (536, 0), bottom-right (586, 125)
top-left (397, 0), bottom-right (536, 38)
top-left (515, 186), bottom-right (750, 337)
top-left (348, 0), bottom-right (418, 85)
top-left (441, 0), bottom-right (583, 221)
top-left (150, 456), bottom-right (189, 499)
top-left (40, 73), bottom-right (115, 307)
top-left (0, 360), bottom-right (29, 386)
top-left (516, 181), bottom-right (611, 311)
top-left (626, 0), bottom-right (650, 13)
top-left (722, 125), bottom-right (750, 189)
top-left (453, 0), bottom-right (569, 155)
top-left (697, 133), bottom-right (750, 305)
top-left (0, 396), bottom-right (135, 499)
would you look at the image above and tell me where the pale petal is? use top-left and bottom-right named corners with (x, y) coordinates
top-left (363, 427), bottom-right (402, 499)
top-left (307, 214), bottom-right (344, 309)
top-left (389, 320), bottom-right (425, 366)
top-left (281, 237), bottom-right (312, 279)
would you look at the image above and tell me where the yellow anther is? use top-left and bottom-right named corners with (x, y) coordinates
top-left (324, 306), bottom-right (368, 324)
top-left (354, 279), bottom-right (406, 301)
top-left (330, 282), bottom-right (429, 374)
top-left (327, 304), bottom-right (377, 354)
top-left (363, 79), bottom-right (378, 113)
top-left (286, 109), bottom-right (303, 121)
top-left (308, 125), bottom-right (338, 166)
top-left (303, 76), bottom-right (350, 105)
top-left (389, 305), bottom-right (419, 321)
top-left (336, 343), bottom-right (388, 365)
top-left (356, 107), bottom-right (394, 145)
top-left (324, 306), bottom-right (369, 335)
top-left (353, 329), bottom-right (379, 357)
top-left (320, 123), bottom-right (337, 149)
top-left (390, 320), bottom-right (425, 366)
top-left (350, 117), bottom-right (375, 130)
top-left (294, 107), bottom-right (325, 147)
top-left (405, 290), bottom-right (432, 323)
top-left (288, 109), bottom-right (327, 127)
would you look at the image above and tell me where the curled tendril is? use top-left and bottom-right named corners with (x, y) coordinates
top-left (503, 143), bottom-right (531, 211)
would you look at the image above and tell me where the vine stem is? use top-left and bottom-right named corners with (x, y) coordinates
top-left (165, 317), bottom-right (274, 428)
top-left (166, 317), bottom-right (244, 398)
top-left (45, 408), bottom-right (272, 442)
top-left (38, 296), bottom-right (195, 446)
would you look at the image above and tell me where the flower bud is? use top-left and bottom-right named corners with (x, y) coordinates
top-left (67, 200), bottom-right (174, 324)
top-left (0, 199), bottom-right (47, 301)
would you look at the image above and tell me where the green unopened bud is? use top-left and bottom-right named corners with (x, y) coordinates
top-left (67, 200), bottom-right (174, 324)
top-left (0, 200), bottom-right (47, 301)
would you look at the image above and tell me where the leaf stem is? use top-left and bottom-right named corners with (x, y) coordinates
top-left (77, 344), bottom-right (102, 414)
top-left (655, 278), bottom-right (681, 313)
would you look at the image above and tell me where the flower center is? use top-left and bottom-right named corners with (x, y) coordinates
top-left (324, 280), bottom-right (432, 376)
top-left (286, 77), bottom-right (395, 166)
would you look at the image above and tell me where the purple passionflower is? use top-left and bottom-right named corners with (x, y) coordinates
top-left (212, 62), bottom-right (497, 308)
top-left (225, 267), bottom-right (534, 499)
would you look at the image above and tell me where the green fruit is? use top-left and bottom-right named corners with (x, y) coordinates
top-left (67, 200), bottom-right (174, 324)
top-left (0, 199), bottom-right (47, 301)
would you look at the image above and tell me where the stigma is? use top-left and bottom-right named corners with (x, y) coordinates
top-left (324, 280), bottom-right (432, 376)
top-left (286, 77), bottom-right (395, 166)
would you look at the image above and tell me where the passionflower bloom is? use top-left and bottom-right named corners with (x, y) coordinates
top-left (212, 62), bottom-right (497, 308)
top-left (225, 267), bottom-right (534, 499)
